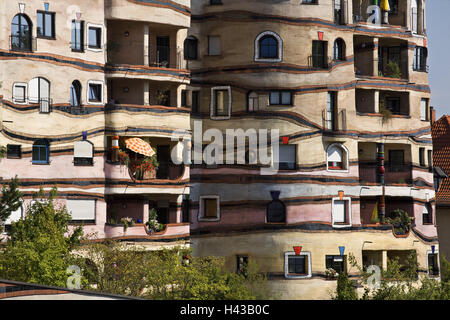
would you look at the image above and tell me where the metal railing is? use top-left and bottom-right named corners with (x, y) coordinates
top-left (39, 98), bottom-right (52, 113)
top-left (10, 35), bottom-right (36, 52)
top-left (308, 55), bottom-right (332, 69)
top-left (322, 109), bottom-right (346, 131)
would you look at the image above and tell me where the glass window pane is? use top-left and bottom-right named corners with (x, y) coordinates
top-left (281, 92), bottom-right (291, 105)
top-left (45, 13), bottom-right (53, 37)
top-left (37, 13), bottom-right (44, 36)
top-left (39, 146), bottom-right (47, 161)
top-left (270, 92), bottom-right (280, 105)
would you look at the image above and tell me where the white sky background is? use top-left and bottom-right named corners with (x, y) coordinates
top-left (428, 0), bottom-right (450, 119)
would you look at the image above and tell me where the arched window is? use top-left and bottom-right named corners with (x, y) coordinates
top-left (29, 77), bottom-right (50, 112)
top-left (423, 203), bottom-right (433, 224)
top-left (32, 139), bottom-right (49, 164)
top-left (248, 91), bottom-right (259, 112)
top-left (74, 140), bottom-right (93, 166)
top-left (267, 191), bottom-right (286, 223)
top-left (70, 80), bottom-right (82, 107)
top-left (11, 14), bottom-right (32, 51)
top-left (255, 31), bottom-right (282, 62)
top-left (184, 36), bottom-right (198, 60)
top-left (333, 38), bottom-right (346, 61)
top-left (327, 143), bottom-right (348, 171)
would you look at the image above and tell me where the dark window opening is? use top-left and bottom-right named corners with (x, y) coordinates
top-left (259, 35), bottom-right (278, 59)
top-left (288, 255), bottom-right (307, 275)
top-left (88, 26), bottom-right (101, 49)
top-left (71, 20), bottom-right (84, 52)
top-left (236, 256), bottom-right (249, 277)
top-left (7, 145), bottom-right (22, 159)
top-left (326, 255), bottom-right (346, 274)
top-left (32, 139), bottom-right (49, 164)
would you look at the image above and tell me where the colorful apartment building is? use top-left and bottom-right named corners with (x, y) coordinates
top-left (0, 0), bottom-right (441, 300)
top-left (432, 116), bottom-right (450, 262)
top-left (0, 0), bottom-right (192, 248)
top-left (186, 0), bottom-right (439, 299)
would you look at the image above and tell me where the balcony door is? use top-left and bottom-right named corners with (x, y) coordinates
top-left (157, 36), bottom-right (170, 68)
top-left (156, 145), bottom-right (170, 179)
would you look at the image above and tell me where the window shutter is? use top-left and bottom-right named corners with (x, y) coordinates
top-left (208, 36), bottom-right (221, 55)
top-left (28, 78), bottom-right (39, 102)
top-left (39, 78), bottom-right (50, 100)
top-left (333, 200), bottom-right (346, 223)
top-left (328, 145), bottom-right (343, 162)
top-left (13, 85), bottom-right (25, 102)
top-left (420, 99), bottom-right (427, 120)
top-left (74, 141), bottom-right (93, 158)
top-left (66, 199), bottom-right (95, 221)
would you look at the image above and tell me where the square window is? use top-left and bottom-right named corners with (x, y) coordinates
top-left (13, 84), bottom-right (26, 103)
top-left (37, 11), bottom-right (55, 39)
top-left (208, 36), bottom-right (221, 56)
top-left (285, 252), bottom-right (312, 278)
top-left (88, 26), bottom-right (102, 49)
top-left (269, 91), bottom-right (292, 106)
top-left (278, 144), bottom-right (296, 170)
top-left (325, 255), bottom-right (346, 274)
top-left (199, 196), bottom-right (220, 221)
top-left (88, 83), bottom-right (102, 103)
top-left (7, 145), bottom-right (22, 159)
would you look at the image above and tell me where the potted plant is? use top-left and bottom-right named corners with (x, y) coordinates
top-left (385, 209), bottom-right (413, 236)
top-left (120, 217), bottom-right (134, 232)
top-left (146, 208), bottom-right (165, 233)
top-left (325, 268), bottom-right (338, 280)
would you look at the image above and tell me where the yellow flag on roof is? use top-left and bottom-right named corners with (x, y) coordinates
top-left (381, 0), bottom-right (390, 11)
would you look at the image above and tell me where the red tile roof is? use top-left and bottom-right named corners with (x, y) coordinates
top-left (432, 116), bottom-right (450, 205)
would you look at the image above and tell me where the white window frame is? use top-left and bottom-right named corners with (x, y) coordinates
top-left (12, 82), bottom-right (28, 104)
top-left (1, 206), bottom-right (24, 234)
top-left (210, 86), bottom-right (232, 120)
top-left (86, 23), bottom-right (104, 52)
top-left (326, 143), bottom-right (349, 173)
top-left (87, 80), bottom-right (104, 105)
top-left (332, 197), bottom-right (352, 228)
top-left (284, 251), bottom-right (312, 279)
top-left (255, 31), bottom-right (283, 63)
top-left (66, 199), bottom-right (96, 222)
top-left (426, 250), bottom-right (440, 278)
top-left (198, 195), bottom-right (220, 222)
top-left (420, 98), bottom-right (428, 121)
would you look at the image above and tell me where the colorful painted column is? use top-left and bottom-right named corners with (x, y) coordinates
top-left (378, 143), bottom-right (385, 223)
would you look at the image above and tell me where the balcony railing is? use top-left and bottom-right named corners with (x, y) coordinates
top-left (39, 98), bottom-right (52, 113)
top-left (308, 55), bottom-right (332, 69)
top-left (359, 162), bottom-right (412, 184)
top-left (10, 35), bottom-right (36, 52)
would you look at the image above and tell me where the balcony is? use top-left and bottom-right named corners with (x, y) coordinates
top-left (352, 0), bottom-right (425, 34)
top-left (106, 136), bottom-right (187, 184)
top-left (105, 194), bottom-right (189, 240)
top-left (354, 36), bottom-right (409, 80)
top-left (356, 89), bottom-right (410, 117)
top-left (105, 0), bottom-right (190, 28)
top-left (358, 142), bottom-right (413, 185)
top-left (106, 20), bottom-right (187, 73)
top-left (107, 78), bottom-right (182, 107)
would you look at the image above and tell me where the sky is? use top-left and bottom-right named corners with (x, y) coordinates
top-left (428, 0), bottom-right (450, 118)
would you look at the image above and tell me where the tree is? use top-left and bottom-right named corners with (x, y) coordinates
top-left (332, 272), bottom-right (358, 300)
top-left (0, 176), bottom-right (23, 233)
top-left (74, 241), bottom-right (269, 300)
top-left (333, 252), bottom-right (450, 300)
top-left (0, 187), bottom-right (83, 287)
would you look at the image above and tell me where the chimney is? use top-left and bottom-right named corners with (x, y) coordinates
top-left (430, 106), bottom-right (436, 124)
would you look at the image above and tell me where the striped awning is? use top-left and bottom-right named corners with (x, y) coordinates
top-left (124, 138), bottom-right (155, 157)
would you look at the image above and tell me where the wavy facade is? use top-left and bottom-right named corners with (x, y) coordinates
top-left (187, 0), bottom-right (438, 299)
top-left (0, 0), bottom-right (191, 247)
